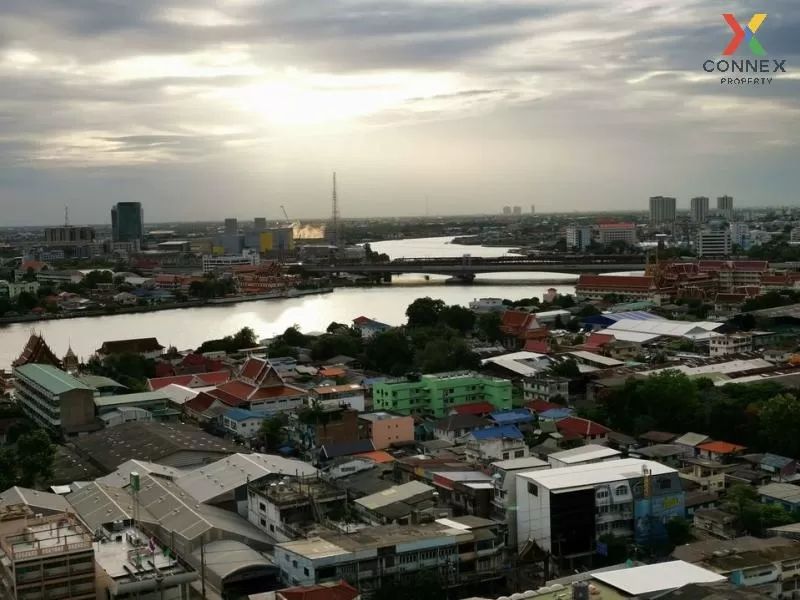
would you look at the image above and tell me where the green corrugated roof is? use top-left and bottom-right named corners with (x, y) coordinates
top-left (93, 390), bottom-right (171, 408)
top-left (14, 364), bottom-right (94, 394)
top-left (77, 374), bottom-right (127, 390)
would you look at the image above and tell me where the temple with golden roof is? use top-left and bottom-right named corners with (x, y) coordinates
top-left (12, 333), bottom-right (63, 370)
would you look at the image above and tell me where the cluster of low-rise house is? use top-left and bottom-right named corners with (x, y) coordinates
top-left (4, 291), bottom-right (800, 599)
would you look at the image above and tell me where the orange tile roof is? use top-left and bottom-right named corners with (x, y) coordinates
top-left (576, 275), bottom-right (656, 291)
top-left (249, 386), bottom-right (306, 400)
top-left (319, 367), bottom-right (345, 378)
top-left (354, 450), bottom-right (395, 464)
top-left (280, 581), bottom-right (360, 600)
top-left (698, 441), bottom-right (746, 454)
top-left (240, 357), bottom-right (268, 381)
top-left (216, 380), bottom-right (256, 401)
top-left (148, 370), bottom-right (231, 390)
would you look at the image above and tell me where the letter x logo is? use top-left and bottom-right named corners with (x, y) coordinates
top-left (723, 13), bottom-right (767, 55)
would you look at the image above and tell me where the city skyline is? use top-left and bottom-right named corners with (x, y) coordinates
top-left (0, 0), bottom-right (798, 225)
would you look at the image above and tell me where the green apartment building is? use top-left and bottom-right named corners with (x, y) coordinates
top-left (372, 371), bottom-right (512, 418)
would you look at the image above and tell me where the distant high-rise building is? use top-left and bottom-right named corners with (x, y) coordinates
top-left (111, 202), bottom-right (143, 243)
top-left (690, 197), bottom-right (709, 224)
top-left (531, 205), bottom-right (535, 214)
top-left (566, 226), bottom-right (593, 251)
top-left (598, 222), bottom-right (636, 246)
top-left (697, 229), bottom-right (732, 257)
top-left (224, 218), bottom-right (238, 235)
top-left (649, 196), bottom-right (676, 224)
top-left (512, 206), bottom-right (522, 215)
top-left (730, 222), bottom-right (749, 249)
top-left (502, 206), bottom-right (511, 215)
top-left (44, 226), bottom-right (95, 244)
top-left (717, 195), bottom-right (734, 220)
top-left (254, 217), bottom-right (267, 231)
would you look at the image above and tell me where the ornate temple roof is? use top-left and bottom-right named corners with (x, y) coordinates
top-left (12, 333), bottom-right (63, 369)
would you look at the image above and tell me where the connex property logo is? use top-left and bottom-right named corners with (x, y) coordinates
top-left (702, 13), bottom-right (787, 85)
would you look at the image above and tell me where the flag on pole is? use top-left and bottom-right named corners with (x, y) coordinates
top-left (148, 537), bottom-right (156, 553)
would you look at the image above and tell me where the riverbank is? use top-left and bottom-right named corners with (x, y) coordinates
top-left (0, 287), bottom-right (334, 326)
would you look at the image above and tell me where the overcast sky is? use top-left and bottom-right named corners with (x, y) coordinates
top-left (0, 0), bottom-right (798, 225)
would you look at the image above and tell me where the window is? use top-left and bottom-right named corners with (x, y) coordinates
top-left (615, 485), bottom-right (627, 496)
top-left (260, 518), bottom-right (266, 527)
top-left (259, 502), bottom-right (266, 512)
top-left (304, 567), bottom-right (310, 576)
top-left (658, 478), bottom-right (671, 490)
top-left (596, 489), bottom-right (609, 499)
top-left (292, 560), bottom-right (298, 569)
top-left (514, 450), bottom-right (525, 458)
top-left (528, 482), bottom-right (538, 496)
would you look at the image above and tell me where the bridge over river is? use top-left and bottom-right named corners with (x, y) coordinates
top-left (298, 254), bottom-right (648, 281)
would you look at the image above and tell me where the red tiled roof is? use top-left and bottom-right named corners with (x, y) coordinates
top-left (353, 316), bottom-right (371, 325)
top-left (240, 357), bottom-right (268, 381)
top-left (453, 402), bottom-right (495, 415)
top-left (319, 367), bottom-right (345, 378)
top-left (184, 392), bottom-right (219, 413)
top-left (280, 581), bottom-right (360, 600)
top-left (526, 400), bottom-right (562, 413)
top-left (249, 386), bottom-right (306, 400)
top-left (698, 440), bottom-right (746, 454)
top-left (148, 370), bottom-right (231, 391)
top-left (524, 339), bottom-right (552, 353)
top-left (556, 416), bottom-right (610, 437)
top-left (576, 275), bottom-right (656, 291)
top-left (501, 310), bottom-right (539, 336)
top-left (19, 261), bottom-right (47, 271)
top-left (154, 362), bottom-right (175, 378)
top-left (584, 332), bottom-right (615, 350)
top-left (206, 388), bottom-right (248, 407)
top-left (353, 450), bottom-right (395, 464)
top-left (217, 380), bottom-right (256, 401)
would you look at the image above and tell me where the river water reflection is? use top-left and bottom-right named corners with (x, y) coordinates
top-left (0, 237), bottom-right (578, 367)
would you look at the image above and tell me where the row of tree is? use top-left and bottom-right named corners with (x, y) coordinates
top-left (584, 369), bottom-right (800, 458)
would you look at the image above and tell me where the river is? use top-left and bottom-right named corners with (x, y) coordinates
top-left (0, 237), bottom-right (579, 367)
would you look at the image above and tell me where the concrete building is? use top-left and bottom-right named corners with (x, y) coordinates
top-left (44, 225), bottom-right (96, 245)
top-left (354, 481), bottom-right (439, 526)
top-left (649, 196), bottom-right (677, 225)
top-left (464, 426), bottom-right (528, 462)
top-left (598, 222), bottom-right (636, 246)
top-left (709, 333), bottom-right (753, 357)
top-left (223, 408), bottom-right (264, 439)
top-left (247, 475), bottom-right (346, 542)
top-left (691, 196), bottom-right (710, 223)
top-left (523, 375), bottom-right (569, 402)
top-left (730, 222), bottom-right (749, 249)
top-left (287, 406), bottom-right (359, 453)
top-left (202, 249), bottom-right (260, 273)
top-left (13, 363), bottom-right (97, 437)
top-left (566, 226), bottom-right (593, 251)
top-left (502, 206), bottom-right (511, 215)
top-left (512, 206), bottom-right (522, 215)
top-left (0, 510), bottom-right (96, 600)
top-left (717, 195), bottom-right (734, 220)
top-left (0, 280), bottom-right (40, 301)
top-left (697, 229), bottom-right (732, 257)
top-left (111, 202), bottom-right (144, 244)
top-left (489, 456), bottom-right (549, 548)
top-left (358, 412), bottom-right (415, 450)
top-left (224, 218), bottom-right (239, 235)
top-left (372, 372), bottom-right (512, 418)
top-left (312, 384), bottom-right (365, 412)
top-left (516, 458), bottom-right (684, 557)
top-left (273, 517), bottom-right (506, 592)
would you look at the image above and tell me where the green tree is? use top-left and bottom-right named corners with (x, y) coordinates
top-left (0, 447), bottom-right (18, 491)
top-left (414, 338), bottom-right (479, 373)
top-left (638, 370), bottom-right (699, 433)
top-left (15, 291), bottom-right (38, 312)
top-left (476, 311), bottom-right (503, 342)
top-left (259, 416), bottom-right (286, 451)
top-left (269, 340), bottom-right (298, 359)
top-left (758, 393), bottom-right (800, 458)
top-left (406, 297), bottom-right (446, 328)
top-left (440, 305), bottom-right (476, 334)
top-left (280, 326), bottom-right (307, 347)
top-left (364, 329), bottom-right (414, 376)
top-left (665, 517), bottom-right (693, 547)
top-left (16, 430), bottom-right (55, 487)
top-left (551, 359), bottom-right (580, 378)
top-left (310, 334), bottom-right (362, 361)
top-left (371, 570), bottom-right (444, 600)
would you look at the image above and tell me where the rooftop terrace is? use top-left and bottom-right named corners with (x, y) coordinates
top-left (0, 513), bottom-right (92, 560)
top-left (250, 475), bottom-right (346, 507)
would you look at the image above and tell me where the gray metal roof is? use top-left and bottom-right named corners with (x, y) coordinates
top-left (192, 540), bottom-right (275, 583)
top-left (77, 374), bottom-right (127, 390)
top-left (95, 459), bottom-right (184, 488)
top-left (93, 390), bottom-right (172, 408)
top-left (175, 453), bottom-right (317, 504)
top-left (355, 481), bottom-right (433, 510)
top-left (66, 482), bottom-right (157, 531)
top-left (0, 486), bottom-right (70, 514)
top-left (14, 363), bottom-right (94, 394)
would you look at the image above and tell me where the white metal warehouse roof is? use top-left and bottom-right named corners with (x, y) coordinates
top-left (518, 458), bottom-right (675, 491)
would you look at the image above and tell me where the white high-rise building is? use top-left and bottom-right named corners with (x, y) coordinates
top-left (697, 229), bottom-right (732, 257)
top-left (690, 197), bottom-right (709, 224)
top-left (649, 196), bottom-right (676, 224)
top-left (730, 222), bottom-right (749, 249)
top-left (512, 206), bottom-right (522, 215)
top-left (566, 226), bottom-right (593, 251)
top-left (717, 195), bottom-right (734, 220)
top-left (502, 206), bottom-right (511, 215)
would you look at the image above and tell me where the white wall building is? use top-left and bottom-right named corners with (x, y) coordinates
top-left (696, 229), bottom-right (732, 257)
top-left (717, 195), bottom-right (734, 220)
top-left (489, 457), bottom-right (550, 548)
top-left (0, 280), bottom-right (40, 300)
top-left (709, 333), bottom-right (753, 357)
top-left (566, 227), bottom-right (593, 251)
top-left (464, 427), bottom-right (529, 462)
top-left (598, 223), bottom-right (636, 246)
top-left (729, 222), bottom-right (749, 249)
top-left (312, 384), bottom-right (365, 412)
top-left (202, 249), bottom-right (260, 273)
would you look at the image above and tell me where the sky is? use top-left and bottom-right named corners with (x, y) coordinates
top-left (0, 0), bottom-right (798, 225)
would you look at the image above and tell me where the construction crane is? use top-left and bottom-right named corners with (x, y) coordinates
top-left (280, 205), bottom-right (290, 224)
